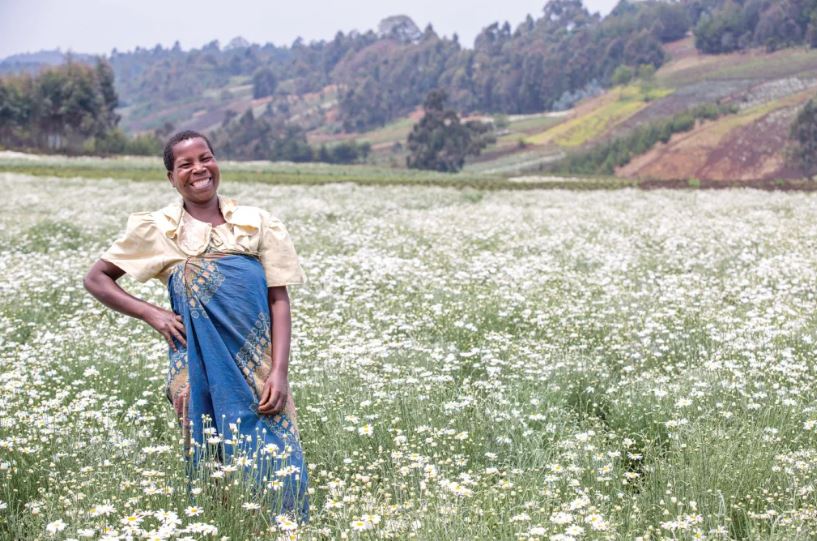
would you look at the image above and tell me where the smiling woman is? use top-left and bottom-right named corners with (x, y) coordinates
top-left (82, 130), bottom-right (310, 521)
top-left (163, 134), bottom-right (223, 209)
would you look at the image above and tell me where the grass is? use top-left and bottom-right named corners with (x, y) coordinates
top-left (658, 47), bottom-right (817, 88)
top-left (0, 153), bottom-right (634, 191)
top-left (356, 117), bottom-right (416, 147)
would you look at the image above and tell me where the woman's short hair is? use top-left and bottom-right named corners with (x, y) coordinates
top-left (163, 130), bottom-right (215, 171)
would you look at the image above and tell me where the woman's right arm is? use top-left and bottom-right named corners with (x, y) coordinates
top-left (83, 259), bottom-right (186, 349)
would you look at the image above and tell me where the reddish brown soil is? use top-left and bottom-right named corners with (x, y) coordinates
top-left (618, 90), bottom-right (813, 181)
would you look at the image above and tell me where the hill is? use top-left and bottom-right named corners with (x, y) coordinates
top-left (0, 50), bottom-right (97, 75)
top-left (613, 41), bottom-right (817, 180)
top-left (301, 36), bottom-right (812, 181)
top-left (459, 38), bottom-right (817, 181)
top-left (100, 1), bottom-right (816, 181)
top-left (102, 0), bottom-right (688, 135)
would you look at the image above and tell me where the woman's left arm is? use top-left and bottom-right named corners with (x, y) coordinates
top-left (258, 286), bottom-right (292, 415)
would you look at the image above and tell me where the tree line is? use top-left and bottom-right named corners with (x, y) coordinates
top-left (107, 0), bottom-right (817, 136)
top-left (4, 0), bottom-right (817, 174)
top-left (0, 60), bottom-right (372, 164)
top-left (105, 0), bottom-right (697, 134)
top-left (692, 0), bottom-right (817, 53)
top-left (210, 109), bottom-right (371, 164)
top-left (0, 59), bottom-right (127, 153)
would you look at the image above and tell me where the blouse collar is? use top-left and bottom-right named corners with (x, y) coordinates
top-left (155, 195), bottom-right (248, 239)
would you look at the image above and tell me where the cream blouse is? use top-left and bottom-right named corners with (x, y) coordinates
top-left (101, 196), bottom-right (306, 287)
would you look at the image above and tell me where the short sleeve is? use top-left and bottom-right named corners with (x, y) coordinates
top-left (101, 213), bottom-right (167, 283)
top-left (259, 212), bottom-right (306, 287)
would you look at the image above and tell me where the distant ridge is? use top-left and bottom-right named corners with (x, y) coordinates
top-left (0, 49), bottom-right (96, 75)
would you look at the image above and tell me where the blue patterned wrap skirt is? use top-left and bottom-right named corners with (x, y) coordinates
top-left (164, 252), bottom-right (308, 520)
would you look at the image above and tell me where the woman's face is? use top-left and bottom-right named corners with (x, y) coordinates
top-left (167, 137), bottom-right (220, 205)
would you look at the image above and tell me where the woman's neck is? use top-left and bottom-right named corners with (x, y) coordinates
top-left (183, 196), bottom-right (226, 225)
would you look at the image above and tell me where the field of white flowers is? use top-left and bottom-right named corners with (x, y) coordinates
top-left (2, 172), bottom-right (817, 540)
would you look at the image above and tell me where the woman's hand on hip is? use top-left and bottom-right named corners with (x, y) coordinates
top-left (258, 371), bottom-right (289, 415)
top-left (142, 305), bottom-right (186, 350)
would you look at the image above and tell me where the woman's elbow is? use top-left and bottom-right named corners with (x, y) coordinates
top-left (84, 260), bottom-right (120, 295)
top-left (83, 267), bottom-right (101, 295)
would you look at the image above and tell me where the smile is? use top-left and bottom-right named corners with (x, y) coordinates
top-left (190, 177), bottom-right (212, 189)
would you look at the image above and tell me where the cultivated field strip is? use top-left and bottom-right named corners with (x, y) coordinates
top-left (2, 174), bottom-right (817, 539)
top-left (0, 152), bottom-right (633, 191)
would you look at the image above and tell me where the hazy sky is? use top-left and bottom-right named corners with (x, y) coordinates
top-left (0, 0), bottom-right (618, 59)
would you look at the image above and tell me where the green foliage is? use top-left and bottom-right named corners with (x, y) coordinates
top-left (650, 1), bottom-right (693, 42)
top-left (211, 110), bottom-right (314, 162)
top-left (406, 90), bottom-right (495, 173)
top-left (611, 63), bottom-right (657, 88)
top-left (316, 140), bottom-right (371, 164)
top-left (338, 77), bottom-right (395, 132)
top-left (0, 60), bottom-right (120, 152)
top-left (637, 64), bottom-right (656, 81)
top-left (210, 110), bottom-right (371, 164)
top-left (0, 60), bottom-right (158, 156)
top-left (611, 65), bottom-right (635, 86)
top-left (693, 0), bottom-right (817, 54)
top-left (555, 102), bottom-right (738, 175)
top-left (88, 2), bottom-right (692, 134)
top-left (0, 74), bottom-right (34, 145)
top-left (788, 97), bottom-right (817, 177)
top-left (85, 129), bottom-right (162, 156)
top-left (251, 67), bottom-right (277, 99)
top-left (492, 114), bottom-right (510, 130)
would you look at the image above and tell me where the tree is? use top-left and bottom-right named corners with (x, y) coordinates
top-left (31, 61), bottom-right (118, 150)
top-left (252, 68), bottom-right (278, 99)
top-left (316, 140), bottom-right (371, 164)
top-left (650, 3), bottom-right (691, 42)
top-left (623, 30), bottom-right (665, 68)
top-left (688, 0), bottom-right (817, 54)
top-left (0, 74), bottom-right (34, 146)
top-left (789, 98), bottom-right (817, 177)
top-left (611, 65), bottom-right (634, 86)
top-left (753, 0), bottom-right (802, 51)
top-left (378, 15), bottom-right (422, 43)
top-left (210, 109), bottom-right (315, 162)
top-left (406, 90), bottom-right (494, 172)
top-left (94, 59), bottom-right (120, 130)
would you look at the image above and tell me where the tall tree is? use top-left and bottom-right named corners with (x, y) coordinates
top-left (252, 67), bottom-right (278, 99)
top-left (0, 59), bottom-right (121, 151)
top-left (789, 98), bottom-right (817, 177)
top-left (406, 89), bottom-right (494, 172)
top-left (94, 59), bottom-right (120, 131)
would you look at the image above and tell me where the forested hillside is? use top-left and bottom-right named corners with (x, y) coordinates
top-left (95, 0), bottom-right (817, 140)
top-left (691, 0), bottom-right (817, 53)
top-left (106, 0), bottom-right (691, 134)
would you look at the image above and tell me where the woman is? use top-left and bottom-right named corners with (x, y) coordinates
top-left (84, 130), bottom-right (309, 519)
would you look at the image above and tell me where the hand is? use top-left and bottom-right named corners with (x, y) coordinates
top-left (258, 371), bottom-right (289, 415)
top-left (143, 306), bottom-right (186, 351)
